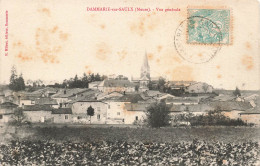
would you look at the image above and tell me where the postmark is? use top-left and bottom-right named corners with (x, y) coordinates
top-left (187, 9), bottom-right (231, 45)
top-left (174, 16), bottom-right (222, 64)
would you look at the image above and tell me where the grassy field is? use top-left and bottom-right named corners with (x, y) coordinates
top-left (4, 125), bottom-right (260, 143)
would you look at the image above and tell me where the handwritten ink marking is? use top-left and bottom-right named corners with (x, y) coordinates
top-left (5, 10), bottom-right (8, 56)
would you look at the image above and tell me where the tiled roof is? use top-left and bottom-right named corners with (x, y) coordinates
top-left (166, 97), bottom-right (199, 103)
top-left (21, 105), bottom-right (53, 111)
top-left (103, 93), bottom-right (144, 103)
top-left (117, 94), bottom-right (144, 103)
top-left (0, 102), bottom-right (18, 109)
top-left (124, 103), bottom-right (151, 111)
top-left (52, 88), bottom-right (88, 98)
top-left (212, 95), bottom-right (235, 102)
top-left (101, 79), bottom-right (135, 88)
top-left (35, 98), bottom-right (58, 105)
top-left (170, 104), bottom-right (214, 112)
top-left (68, 90), bottom-right (99, 103)
top-left (144, 90), bottom-right (162, 97)
top-left (52, 108), bottom-right (72, 114)
top-left (239, 107), bottom-right (260, 114)
top-left (209, 101), bottom-right (252, 111)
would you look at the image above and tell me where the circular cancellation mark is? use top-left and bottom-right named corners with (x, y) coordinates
top-left (174, 16), bottom-right (222, 64)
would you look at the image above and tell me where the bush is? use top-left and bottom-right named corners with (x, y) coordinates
top-left (173, 110), bottom-right (249, 126)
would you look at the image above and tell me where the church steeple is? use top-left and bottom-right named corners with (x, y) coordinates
top-left (139, 52), bottom-right (150, 92)
top-left (140, 52), bottom-right (150, 80)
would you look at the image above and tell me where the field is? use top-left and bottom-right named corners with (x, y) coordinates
top-left (1, 125), bottom-right (260, 165)
top-left (1, 125), bottom-right (260, 143)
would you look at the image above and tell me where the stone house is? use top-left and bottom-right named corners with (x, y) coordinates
top-left (185, 82), bottom-right (213, 93)
top-left (71, 100), bottom-right (108, 124)
top-left (0, 102), bottom-right (18, 123)
top-left (22, 105), bottom-right (53, 123)
top-left (52, 108), bottom-right (72, 123)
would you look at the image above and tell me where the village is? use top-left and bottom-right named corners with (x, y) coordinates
top-left (0, 54), bottom-right (259, 126)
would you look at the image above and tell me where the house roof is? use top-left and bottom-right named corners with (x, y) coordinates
top-left (117, 93), bottom-right (144, 103)
top-left (0, 102), bottom-right (18, 109)
top-left (144, 90), bottom-right (162, 97)
top-left (212, 95), bottom-right (235, 102)
top-left (124, 103), bottom-right (151, 111)
top-left (97, 91), bottom-right (124, 100)
top-left (170, 104), bottom-right (214, 112)
top-left (166, 97), bottom-right (199, 103)
top-left (209, 101), bottom-right (252, 111)
top-left (21, 105), bottom-right (53, 111)
top-left (68, 90), bottom-right (99, 103)
top-left (239, 107), bottom-right (260, 114)
top-left (20, 96), bottom-right (38, 100)
top-left (100, 79), bottom-right (135, 88)
top-left (35, 98), bottom-right (58, 105)
top-left (52, 108), bottom-right (72, 114)
top-left (52, 88), bottom-right (88, 98)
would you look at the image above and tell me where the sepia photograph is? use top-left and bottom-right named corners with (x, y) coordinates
top-left (0, 0), bottom-right (260, 165)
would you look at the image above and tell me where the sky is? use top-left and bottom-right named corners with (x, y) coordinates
top-left (0, 0), bottom-right (259, 90)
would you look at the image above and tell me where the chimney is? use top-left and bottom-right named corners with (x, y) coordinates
top-left (18, 95), bottom-right (21, 105)
top-left (22, 103), bottom-right (25, 109)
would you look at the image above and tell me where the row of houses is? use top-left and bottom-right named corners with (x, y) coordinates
top-left (0, 84), bottom-right (259, 125)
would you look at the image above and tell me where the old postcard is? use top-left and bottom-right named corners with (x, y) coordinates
top-left (0, 0), bottom-right (260, 165)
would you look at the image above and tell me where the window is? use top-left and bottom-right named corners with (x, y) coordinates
top-left (77, 116), bottom-right (81, 119)
top-left (59, 103), bottom-right (62, 108)
top-left (97, 114), bottom-right (100, 120)
top-left (122, 119), bottom-right (124, 122)
top-left (31, 100), bottom-right (35, 104)
top-left (0, 115), bottom-right (2, 119)
top-left (135, 116), bottom-right (138, 120)
top-left (117, 112), bottom-right (120, 116)
top-left (65, 115), bottom-right (68, 119)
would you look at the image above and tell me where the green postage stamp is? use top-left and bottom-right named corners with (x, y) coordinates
top-left (187, 9), bottom-right (231, 44)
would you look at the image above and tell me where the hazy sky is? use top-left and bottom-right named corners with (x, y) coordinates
top-left (0, 0), bottom-right (259, 90)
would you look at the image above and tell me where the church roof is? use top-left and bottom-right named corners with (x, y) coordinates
top-left (101, 79), bottom-right (135, 88)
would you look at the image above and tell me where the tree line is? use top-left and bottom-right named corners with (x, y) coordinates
top-left (48, 73), bottom-right (107, 88)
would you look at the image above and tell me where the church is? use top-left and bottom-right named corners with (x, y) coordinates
top-left (131, 52), bottom-right (159, 92)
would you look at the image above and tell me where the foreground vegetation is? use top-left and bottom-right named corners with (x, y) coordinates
top-left (0, 139), bottom-right (259, 165)
top-left (1, 126), bottom-right (259, 165)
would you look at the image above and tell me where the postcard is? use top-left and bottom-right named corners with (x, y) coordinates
top-left (0, 0), bottom-right (260, 165)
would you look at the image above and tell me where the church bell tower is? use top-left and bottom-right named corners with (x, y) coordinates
top-left (139, 52), bottom-right (150, 92)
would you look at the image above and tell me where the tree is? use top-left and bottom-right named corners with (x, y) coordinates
top-left (95, 73), bottom-right (101, 81)
top-left (9, 66), bottom-right (18, 90)
top-left (233, 87), bottom-right (241, 97)
top-left (17, 74), bottom-right (25, 91)
top-left (12, 108), bottom-right (26, 126)
top-left (146, 101), bottom-right (171, 128)
top-left (82, 73), bottom-right (89, 88)
top-left (87, 106), bottom-right (95, 124)
top-left (202, 83), bottom-right (209, 93)
top-left (157, 77), bottom-right (166, 92)
top-left (9, 66), bottom-right (25, 91)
